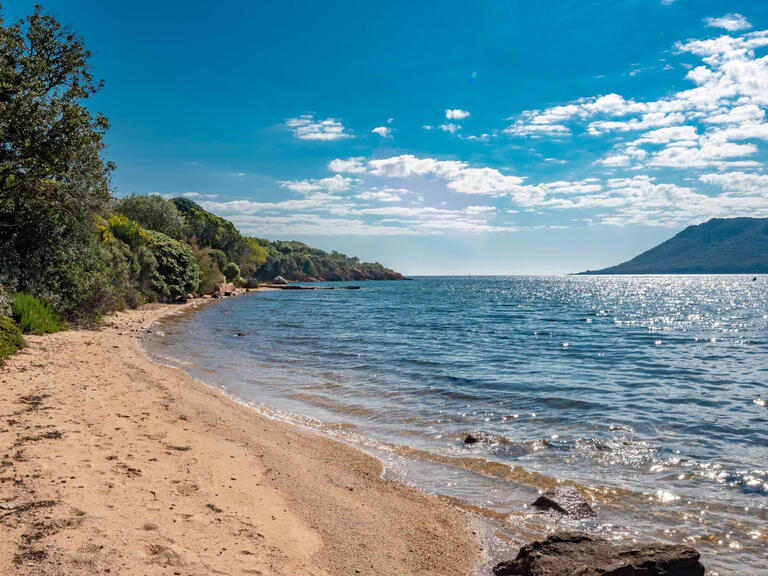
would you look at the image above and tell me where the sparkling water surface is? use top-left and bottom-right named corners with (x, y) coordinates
top-left (146, 276), bottom-right (768, 574)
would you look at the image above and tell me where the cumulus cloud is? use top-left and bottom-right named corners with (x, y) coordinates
top-left (279, 174), bottom-right (355, 194)
top-left (328, 157), bottom-right (367, 173)
top-left (438, 123), bottom-right (461, 134)
top-left (285, 114), bottom-right (351, 141)
top-left (445, 109), bottom-right (470, 120)
top-left (372, 126), bottom-right (392, 137)
top-left (705, 14), bottom-right (751, 32)
top-left (356, 189), bottom-right (404, 202)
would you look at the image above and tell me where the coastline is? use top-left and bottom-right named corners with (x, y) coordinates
top-left (0, 301), bottom-right (480, 576)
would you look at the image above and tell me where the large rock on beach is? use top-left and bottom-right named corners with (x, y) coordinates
top-left (531, 486), bottom-right (595, 518)
top-left (273, 275), bottom-right (289, 285)
top-left (493, 532), bottom-right (705, 576)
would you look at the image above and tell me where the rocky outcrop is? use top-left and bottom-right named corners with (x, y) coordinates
top-left (493, 532), bottom-right (705, 576)
top-left (531, 486), bottom-right (595, 519)
top-left (273, 276), bottom-right (289, 285)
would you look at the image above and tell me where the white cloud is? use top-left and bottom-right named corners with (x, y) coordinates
top-left (328, 157), bottom-right (367, 173)
top-left (285, 114), bottom-right (351, 141)
top-left (356, 189), bottom-right (404, 202)
top-left (372, 126), bottom-right (392, 138)
top-left (699, 171), bottom-right (768, 194)
top-left (279, 174), bottom-right (355, 194)
top-left (438, 123), bottom-right (461, 134)
top-left (705, 14), bottom-right (752, 32)
top-left (445, 109), bottom-right (470, 120)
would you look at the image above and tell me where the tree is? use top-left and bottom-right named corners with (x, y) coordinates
top-left (0, 6), bottom-right (113, 313)
top-left (223, 262), bottom-right (240, 282)
top-left (115, 194), bottom-right (184, 239)
top-left (146, 230), bottom-right (200, 301)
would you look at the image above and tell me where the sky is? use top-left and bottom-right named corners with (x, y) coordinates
top-left (6, 1), bottom-right (768, 274)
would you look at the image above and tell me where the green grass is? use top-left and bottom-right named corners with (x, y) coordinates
top-left (11, 293), bottom-right (66, 335)
top-left (0, 316), bottom-right (24, 361)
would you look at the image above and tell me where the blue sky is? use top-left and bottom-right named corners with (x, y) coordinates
top-left (7, 1), bottom-right (768, 274)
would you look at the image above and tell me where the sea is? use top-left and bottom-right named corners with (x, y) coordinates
top-left (144, 276), bottom-right (768, 574)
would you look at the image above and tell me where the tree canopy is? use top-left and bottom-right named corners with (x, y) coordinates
top-left (0, 6), bottom-right (113, 305)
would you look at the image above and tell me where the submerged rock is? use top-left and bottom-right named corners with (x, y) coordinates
top-left (493, 532), bottom-right (705, 576)
top-left (531, 485), bottom-right (595, 519)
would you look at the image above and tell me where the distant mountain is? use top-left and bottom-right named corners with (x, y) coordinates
top-left (581, 217), bottom-right (768, 274)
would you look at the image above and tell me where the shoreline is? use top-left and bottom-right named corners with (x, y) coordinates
top-left (1, 301), bottom-right (481, 575)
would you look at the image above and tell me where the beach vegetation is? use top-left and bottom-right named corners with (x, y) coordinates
top-left (195, 249), bottom-right (224, 295)
top-left (146, 230), bottom-right (200, 301)
top-left (11, 294), bottom-right (66, 335)
top-left (223, 262), bottom-right (241, 282)
top-left (0, 5), bottom-right (401, 323)
top-left (115, 194), bottom-right (184, 239)
top-left (0, 315), bottom-right (24, 361)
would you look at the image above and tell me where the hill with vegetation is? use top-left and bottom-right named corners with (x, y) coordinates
top-left (581, 217), bottom-right (768, 274)
top-left (0, 5), bottom-right (401, 358)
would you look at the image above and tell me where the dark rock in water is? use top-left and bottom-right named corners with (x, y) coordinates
top-left (464, 432), bottom-right (498, 445)
top-left (531, 486), bottom-right (595, 519)
top-left (236, 332), bottom-right (247, 337)
top-left (493, 532), bottom-right (705, 576)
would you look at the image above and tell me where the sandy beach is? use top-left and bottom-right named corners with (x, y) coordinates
top-left (0, 301), bottom-right (479, 576)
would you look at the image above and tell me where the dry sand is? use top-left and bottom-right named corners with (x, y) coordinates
top-left (0, 302), bottom-right (480, 576)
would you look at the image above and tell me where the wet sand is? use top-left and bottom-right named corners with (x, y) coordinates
top-left (0, 301), bottom-right (479, 576)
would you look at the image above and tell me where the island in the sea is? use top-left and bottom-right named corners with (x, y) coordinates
top-left (580, 217), bottom-right (768, 274)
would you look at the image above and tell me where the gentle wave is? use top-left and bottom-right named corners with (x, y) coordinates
top-left (145, 276), bottom-right (768, 575)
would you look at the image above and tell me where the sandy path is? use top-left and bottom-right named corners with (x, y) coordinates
top-left (0, 302), bottom-right (479, 576)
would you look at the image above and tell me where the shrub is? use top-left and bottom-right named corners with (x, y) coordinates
top-left (100, 214), bottom-right (152, 248)
top-left (223, 262), bottom-right (240, 282)
top-left (195, 249), bottom-right (224, 295)
top-left (0, 281), bottom-right (10, 316)
top-left (147, 230), bottom-right (200, 301)
top-left (207, 249), bottom-right (227, 271)
top-left (11, 293), bottom-right (65, 334)
top-left (115, 194), bottom-right (184, 239)
top-left (0, 316), bottom-right (24, 362)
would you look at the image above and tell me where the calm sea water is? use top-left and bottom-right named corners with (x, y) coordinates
top-left (145, 276), bottom-right (768, 574)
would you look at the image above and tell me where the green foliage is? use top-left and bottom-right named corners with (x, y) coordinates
top-left (114, 194), bottom-right (184, 239)
top-left (11, 293), bottom-right (65, 334)
top-left (0, 281), bottom-right (10, 316)
top-left (171, 198), bottom-right (266, 277)
top-left (147, 230), bottom-right (200, 301)
top-left (195, 249), bottom-right (224, 296)
top-left (170, 200), bottom-right (400, 282)
top-left (0, 316), bottom-right (24, 361)
top-left (223, 262), bottom-right (240, 282)
top-left (207, 249), bottom-right (227, 271)
top-left (100, 214), bottom-right (152, 247)
top-left (0, 6), bottom-right (113, 320)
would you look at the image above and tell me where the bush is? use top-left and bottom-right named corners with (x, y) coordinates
top-left (195, 249), bottom-right (224, 295)
top-left (11, 293), bottom-right (65, 334)
top-left (0, 281), bottom-right (10, 316)
top-left (115, 195), bottom-right (184, 239)
top-left (100, 214), bottom-right (152, 248)
top-left (147, 230), bottom-right (200, 301)
top-left (0, 316), bottom-right (24, 361)
top-left (223, 262), bottom-right (240, 282)
top-left (207, 249), bottom-right (227, 271)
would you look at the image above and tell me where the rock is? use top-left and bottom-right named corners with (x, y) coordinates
top-left (463, 432), bottom-right (497, 445)
top-left (531, 486), bottom-right (595, 518)
top-left (273, 275), bottom-right (289, 285)
top-left (493, 532), bottom-right (705, 576)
